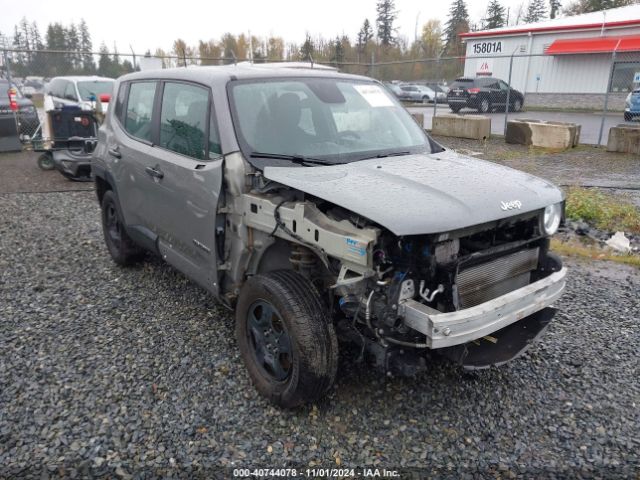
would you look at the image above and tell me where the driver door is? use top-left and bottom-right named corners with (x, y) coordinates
top-left (143, 80), bottom-right (224, 295)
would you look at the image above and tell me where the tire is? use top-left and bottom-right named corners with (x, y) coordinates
top-left (624, 112), bottom-right (633, 122)
top-left (421, 96), bottom-right (430, 104)
top-left (37, 152), bottom-right (54, 171)
top-left (478, 97), bottom-right (491, 113)
top-left (512, 98), bottom-right (523, 112)
top-left (450, 106), bottom-right (462, 113)
top-left (100, 190), bottom-right (143, 266)
top-left (235, 270), bottom-right (338, 408)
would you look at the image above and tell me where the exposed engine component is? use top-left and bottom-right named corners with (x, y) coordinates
top-left (335, 213), bottom-right (550, 375)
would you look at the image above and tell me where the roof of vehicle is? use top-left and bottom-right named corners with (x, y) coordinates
top-left (453, 77), bottom-right (496, 82)
top-left (49, 76), bottom-right (115, 82)
top-left (118, 63), bottom-right (371, 85)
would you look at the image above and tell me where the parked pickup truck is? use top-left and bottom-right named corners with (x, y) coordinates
top-left (92, 64), bottom-right (567, 407)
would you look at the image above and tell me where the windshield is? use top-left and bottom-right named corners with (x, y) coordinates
top-left (77, 80), bottom-right (114, 101)
top-left (229, 77), bottom-right (431, 166)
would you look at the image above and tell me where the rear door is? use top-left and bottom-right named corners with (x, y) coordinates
top-left (144, 80), bottom-right (224, 294)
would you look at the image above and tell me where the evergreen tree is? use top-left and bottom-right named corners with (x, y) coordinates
top-left (78, 19), bottom-right (95, 73)
top-left (443, 0), bottom-right (470, 56)
top-left (549, 0), bottom-right (562, 18)
top-left (524, 0), bottom-right (547, 23)
top-left (66, 23), bottom-right (81, 70)
top-left (485, 0), bottom-right (507, 29)
top-left (46, 23), bottom-right (72, 75)
top-left (357, 19), bottom-right (374, 52)
top-left (299, 34), bottom-right (315, 61)
top-left (98, 43), bottom-right (113, 77)
top-left (564, 0), bottom-right (634, 15)
top-left (376, 0), bottom-right (398, 47)
top-left (331, 36), bottom-right (345, 64)
top-left (31, 21), bottom-right (43, 49)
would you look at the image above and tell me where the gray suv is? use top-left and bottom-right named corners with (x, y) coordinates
top-left (93, 64), bottom-right (567, 408)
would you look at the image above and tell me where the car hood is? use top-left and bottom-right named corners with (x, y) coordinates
top-left (263, 149), bottom-right (564, 236)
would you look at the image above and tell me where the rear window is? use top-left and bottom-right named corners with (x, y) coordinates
top-left (450, 79), bottom-right (475, 89)
top-left (77, 81), bottom-right (114, 101)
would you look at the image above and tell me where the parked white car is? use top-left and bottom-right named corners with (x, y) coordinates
top-left (46, 76), bottom-right (115, 112)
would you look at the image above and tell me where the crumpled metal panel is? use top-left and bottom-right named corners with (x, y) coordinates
top-left (264, 149), bottom-right (563, 235)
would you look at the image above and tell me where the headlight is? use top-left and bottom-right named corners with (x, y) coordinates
top-left (541, 202), bottom-right (562, 235)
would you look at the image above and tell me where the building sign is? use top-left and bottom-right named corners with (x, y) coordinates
top-left (472, 41), bottom-right (503, 55)
top-left (476, 58), bottom-right (493, 76)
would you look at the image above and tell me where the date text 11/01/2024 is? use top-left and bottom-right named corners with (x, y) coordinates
top-left (233, 468), bottom-right (400, 478)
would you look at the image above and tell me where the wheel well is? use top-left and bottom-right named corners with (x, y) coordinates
top-left (95, 176), bottom-right (111, 205)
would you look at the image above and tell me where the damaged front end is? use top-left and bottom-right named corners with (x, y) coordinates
top-left (334, 211), bottom-right (567, 372)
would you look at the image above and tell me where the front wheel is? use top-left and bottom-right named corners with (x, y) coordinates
top-left (236, 270), bottom-right (338, 408)
top-left (624, 112), bottom-right (633, 121)
top-left (450, 106), bottom-right (462, 113)
top-left (421, 96), bottom-right (430, 104)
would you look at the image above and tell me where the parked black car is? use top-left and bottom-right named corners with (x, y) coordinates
top-left (0, 79), bottom-right (41, 139)
top-left (447, 77), bottom-right (524, 113)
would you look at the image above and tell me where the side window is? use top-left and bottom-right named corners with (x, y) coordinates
top-left (209, 109), bottom-right (222, 158)
top-left (159, 82), bottom-right (210, 160)
top-left (51, 80), bottom-right (64, 98)
top-left (64, 82), bottom-right (77, 101)
top-left (114, 82), bottom-right (127, 124)
top-left (499, 81), bottom-right (510, 90)
top-left (125, 82), bottom-right (156, 142)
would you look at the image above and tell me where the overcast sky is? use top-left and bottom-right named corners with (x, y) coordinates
top-left (2, 0), bottom-right (529, 53)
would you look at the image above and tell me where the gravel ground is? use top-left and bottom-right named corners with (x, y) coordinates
top-left (1, 190), bottom-right (639, 478)
top-left (0, 151), bottom-right (94, 194)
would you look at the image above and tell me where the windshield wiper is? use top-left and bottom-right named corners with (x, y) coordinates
top-left (358, 151), bottom-right (412, 161)
top-left (249, 152), bottom-right (339, 166)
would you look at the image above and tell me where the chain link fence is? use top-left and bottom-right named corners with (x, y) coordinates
top-left (1, 47), bottom-right (639, 147)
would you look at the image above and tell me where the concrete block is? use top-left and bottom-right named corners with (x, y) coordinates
top-left (606, 124), bottom-right (640, 154)
top-left (431, 114), bottom-right (490, 140)
top-left (506, 119), bottom-right (581, 149)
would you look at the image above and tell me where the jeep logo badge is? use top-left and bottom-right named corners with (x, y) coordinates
top-left (500, 200), bottom-right (522, 211)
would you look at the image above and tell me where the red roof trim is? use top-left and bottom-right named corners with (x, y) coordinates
top-left (460, 19), bottom-right (640, 38)
top-left (545, 34), bottom-right (640, 54)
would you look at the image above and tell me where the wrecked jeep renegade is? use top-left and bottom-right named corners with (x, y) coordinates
top-left (93, 64), bottom-right (567, 407)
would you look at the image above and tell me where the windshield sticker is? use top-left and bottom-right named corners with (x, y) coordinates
top-left (354, 85), bottom-right (394, 107)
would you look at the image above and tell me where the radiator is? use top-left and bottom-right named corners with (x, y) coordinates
top-left (457, 248), bottom-right (540, 309)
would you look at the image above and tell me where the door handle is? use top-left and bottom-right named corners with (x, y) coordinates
top-left (108, 147), bottom-right (121, 158)
top-left (145, 165), bottom-right (164, 179)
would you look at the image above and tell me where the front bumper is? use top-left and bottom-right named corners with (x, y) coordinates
top-left (398, 267), bottom-right (567, 349)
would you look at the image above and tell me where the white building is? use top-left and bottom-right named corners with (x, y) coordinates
top-left (460, 4), bottom-right (640, 109)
